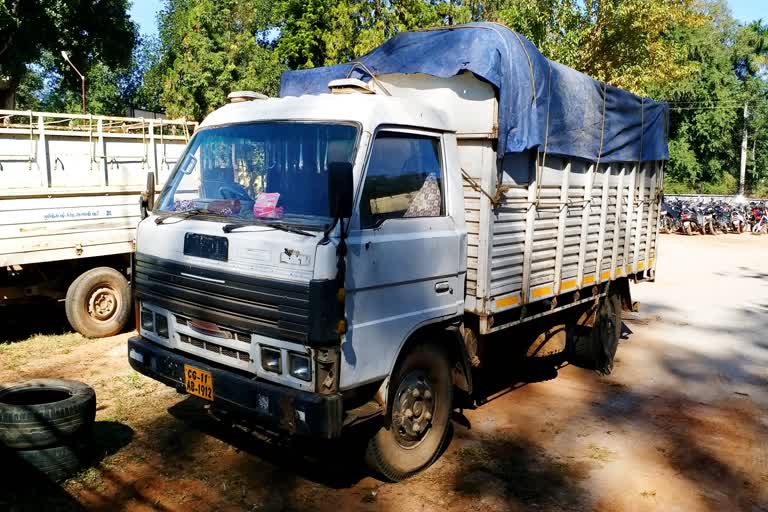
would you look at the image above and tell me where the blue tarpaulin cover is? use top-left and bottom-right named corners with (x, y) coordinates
top-left (279, 23), bottom-right (669, 162)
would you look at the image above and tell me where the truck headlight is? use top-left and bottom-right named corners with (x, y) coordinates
top-left (155, 314), bottom-right (169, 338)
top-left (140, 309), bottom-right (154, 332)
top-left (289, 353), bottom-right (311, 382)
top-left (261, 347), bottom-right (282, 374)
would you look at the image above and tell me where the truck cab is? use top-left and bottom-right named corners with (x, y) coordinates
top-left (128, 87), bottom-right (469, 479)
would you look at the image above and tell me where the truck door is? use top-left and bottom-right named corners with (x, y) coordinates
top-left (342, 129), bottom-right (463, 389)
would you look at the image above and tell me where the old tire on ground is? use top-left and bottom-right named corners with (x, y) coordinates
top-left (65, 267), bottom-right (130, 338)
top-left (365, 343), bottom-right (453, 482)
top-left (569, 291), bottom-right (622, 375)
top-left (10, 444), bottom-right (84, 482)
top-left (0, 379), bottom-right (96, 450)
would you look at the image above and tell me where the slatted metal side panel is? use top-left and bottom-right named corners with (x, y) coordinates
top-left (464, 177), bottom-right (481, 298)
top-left (485, 152), bottom-right (530, 310)
top-left (458, 139), bottom-right (497, 311)
top-left (601, 166), bottom-right (620, 276)
top-left (560, 160), bottom-right (588, 287)
top-left (478, 155), bottom-right (663, 317)
top-left (491, 186), bottom-right (527, 295)
top-left (648, 163), bottom-right (662, 263)
top-left (0, 192), bottom-right (141, 266)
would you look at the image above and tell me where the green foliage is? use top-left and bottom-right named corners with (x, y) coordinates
top-left (8, 0), bottom-right (768, 197)
top-left (657, 0), bottom-right (768, 194)
top-left (156, 0), bottom-right (284, 119)
top-left (493, 0), bottom-right (703, 96)
top-left (0, 0), bottom-right (136, 108)
top-left (15, 37), bottom-right (163, 116)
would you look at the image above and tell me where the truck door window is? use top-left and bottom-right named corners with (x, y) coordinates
top-left (360, 132), bottom-right (444, 229)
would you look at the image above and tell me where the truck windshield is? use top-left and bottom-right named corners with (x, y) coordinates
top-left (156, 122), bottom-right (358, 226)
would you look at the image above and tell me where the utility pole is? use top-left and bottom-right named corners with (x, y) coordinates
top-left (739, 102), bottom-right (748, 196)
top-left (61, 51), bottom-right (86, 114)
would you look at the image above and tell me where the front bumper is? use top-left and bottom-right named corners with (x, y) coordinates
top-left (127, 336), bottom-right (343, 439)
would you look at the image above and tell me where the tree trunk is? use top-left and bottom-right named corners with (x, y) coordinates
top-left (0, 77), bottom-right (17, 110)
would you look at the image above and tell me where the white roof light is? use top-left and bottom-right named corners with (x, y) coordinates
top-left (328, 78), bottom-right (376, 94)
top-left (227, 91), bottom-right (268, 103)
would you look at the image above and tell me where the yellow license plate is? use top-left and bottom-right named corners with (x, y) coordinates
top-left (184, 364), bottom-right (214, 401)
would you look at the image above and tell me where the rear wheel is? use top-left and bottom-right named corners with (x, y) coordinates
top-left (365, 343), bottom-right (453, 481)
top-left (65, 267), bottom-right (130, 338)
top-left (569, 291), bottom-right (622, 375)
top-left (684, 222), bottom-right (693, 236)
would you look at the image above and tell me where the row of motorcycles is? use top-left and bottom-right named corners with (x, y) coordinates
top-left (660, 200), bottom-right (768, 235)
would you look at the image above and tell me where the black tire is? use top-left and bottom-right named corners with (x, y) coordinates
top-left (11, 444), bottom-right (84, 482)
top-left (684, 223), bottom-right (692, 236)
top-left (0, 379), bottom-right (96, 450)
top-left (569, 291), bottom-right (622, 375)
top-left (65, 267), bottom-right (130, 338)
top-left (365, 343), bottom-right (453, 481)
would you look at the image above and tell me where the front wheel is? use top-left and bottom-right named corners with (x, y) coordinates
top-left (65, 267), bottom-right (131, 338)
top-left (365, 343), bottom-right (453, 481)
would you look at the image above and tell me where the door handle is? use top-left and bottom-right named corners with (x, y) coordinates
top-left (435, 281), bottom-right (452, 294)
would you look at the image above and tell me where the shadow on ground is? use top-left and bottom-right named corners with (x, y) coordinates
top-left (0, 303), bottom-right (71, 343)
top-left (0, 421), bottom-right (134, 512)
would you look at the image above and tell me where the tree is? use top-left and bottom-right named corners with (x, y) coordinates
top-left (0, 0), bottom-right (137, 109)
top-left (155, 0), bottom-right (283, 119)
top-left (658, 1), bottom-right (768, 194)
top-left (493, 0), bottom-right (704, 96)
top-left (274, 0), bottom-right (471, 71)
top-left (14, 35), bottom-right (163, 117)
top-left (141, 0), bottom-right (767, 195)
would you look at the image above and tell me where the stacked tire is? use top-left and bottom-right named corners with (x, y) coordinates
top-left (0, 379), bottom-right (96, 481)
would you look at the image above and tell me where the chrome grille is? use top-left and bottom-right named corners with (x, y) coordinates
top-left (179, 334), bottom-right (251, 363)
top-left (175, 315), bottom-right (252, 343)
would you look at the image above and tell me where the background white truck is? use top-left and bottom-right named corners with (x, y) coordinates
top-left (0, 109), bottom-right (195, 337)
top-left (127, 23), bottom-right (667, 481)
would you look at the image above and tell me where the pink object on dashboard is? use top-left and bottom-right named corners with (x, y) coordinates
top-left (253, 192), bottom-right (283, 218)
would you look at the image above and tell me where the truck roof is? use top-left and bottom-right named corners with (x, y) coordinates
top-left (199, 93), bottom-right (453, 133)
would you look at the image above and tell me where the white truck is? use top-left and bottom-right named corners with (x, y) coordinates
top-left (0, 109), bottom-right (195, 337)
top-left (128, 23), bottom-right (666, 480)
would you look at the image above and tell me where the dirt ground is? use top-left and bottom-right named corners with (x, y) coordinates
top-left (2, 233), bottom-right (768, 512)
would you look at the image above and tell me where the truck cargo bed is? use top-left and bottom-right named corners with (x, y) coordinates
top-left (462, 146), bottom-right (661, 326)
top-left (0, 110), bottom-right (195, 266)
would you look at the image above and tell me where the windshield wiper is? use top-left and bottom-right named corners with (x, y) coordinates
top-left (223, 220), bottom-right (315, 237)
top-left (154, 208), bottom-right (225, 225)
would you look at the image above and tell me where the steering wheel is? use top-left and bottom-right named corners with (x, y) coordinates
top-left (218, 183), bottom-right (251, 201)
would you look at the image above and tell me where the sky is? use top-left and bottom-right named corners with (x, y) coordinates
top-left (129, 0), bottom-right (764, 39)
top-left (727, 0), bottom-right (765, 24)
top-left (130, 0), bottom-right (161, 39)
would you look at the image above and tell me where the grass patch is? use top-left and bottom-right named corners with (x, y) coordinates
top-left (600, 379), bottom-right (629, 391)
top-left (99, 371), bottom-right (164, 424)
top-left (640, 490), bottom-right (657, 498)
top-left (587, 444), bottom-right (616, 462)
top-left (0, 332), bottom-right (88, 372)
top-left (69, 467), bottom-right (106, 492)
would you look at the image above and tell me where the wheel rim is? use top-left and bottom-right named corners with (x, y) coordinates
top-left (392, 370), bottom-right (435, 449)
top-left (87, 285), bottom-right (120, 322)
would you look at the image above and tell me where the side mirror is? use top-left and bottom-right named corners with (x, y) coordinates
top-left (140, 172), bottom-right (156, 219)
top-left (328, 162), bottom-right (353, 219)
